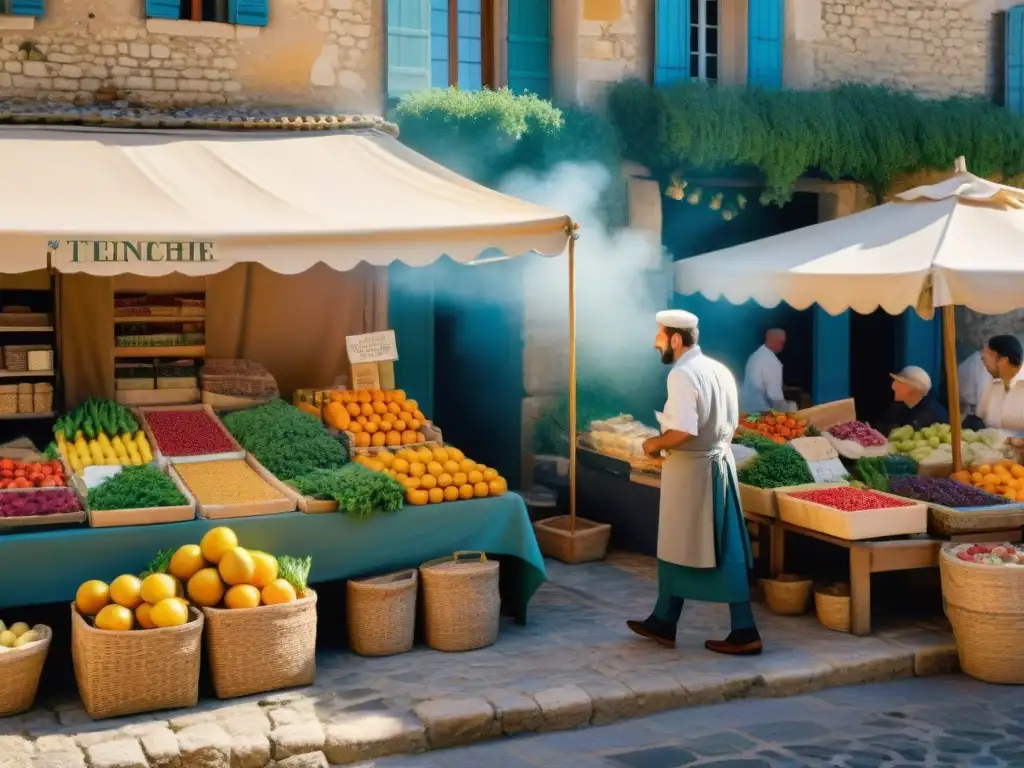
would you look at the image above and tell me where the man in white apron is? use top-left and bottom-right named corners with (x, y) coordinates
top-left (628, 309), bottom-right (761, 655)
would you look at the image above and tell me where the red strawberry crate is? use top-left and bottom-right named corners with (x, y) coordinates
top-left (777, 486), bottom-right (927, 540)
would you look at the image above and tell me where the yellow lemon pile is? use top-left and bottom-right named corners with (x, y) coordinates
top-left (74, 571), bottom-right (188, 631)
top-left (353, 444), bottom-right (508, 506)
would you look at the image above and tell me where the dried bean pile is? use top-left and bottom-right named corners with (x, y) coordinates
top-left (176, 460), bottom-right (285, 505)
top-left (145, 410), bottom-right (235, 457)
top-left (788, 487), bottom-right (914, 512)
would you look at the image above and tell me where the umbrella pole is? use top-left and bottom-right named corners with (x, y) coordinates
top-left (568, 225), bottom-right (578, 534)
top-left (941, 305), bottom-right (963, 472)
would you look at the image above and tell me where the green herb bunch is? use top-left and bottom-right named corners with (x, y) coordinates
top-left (737, 445), bottom-right (813, 489)
top-left (88, 465), bottom-right (187, 511)
top-left (291, 464), bottom-right (405, 520)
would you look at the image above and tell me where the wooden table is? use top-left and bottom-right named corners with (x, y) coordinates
top-left (744, 510), bottom-right (1023, 636)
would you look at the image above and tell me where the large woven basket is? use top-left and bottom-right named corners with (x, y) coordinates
top-left (0, 626), bottom-right (51, 717)
top-left (0, 384), bottom-right (16, 415)
top-left (420, 552), bottom-right (499, 653)
top-left (71, 604), bottom-right (202, 720)
top-left (533, 515), bottom-right (611, 564)
top-left (347, 569), bottom-right (417, 657)
top-left (939, 545), bottom-right (1024, 684)
top-left (814, 583), bottom-right (851, 633)
top-left (761, 575), bottom-right (813, 615)
top-left (202, 590), bottom-right (317, 699)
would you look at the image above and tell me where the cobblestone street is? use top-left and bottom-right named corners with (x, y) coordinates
top-left (368, 676), bottom-right (1020, 767)
top-left (1, 554), bottom-right (960, 766)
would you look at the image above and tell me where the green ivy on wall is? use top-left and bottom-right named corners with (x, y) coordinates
top-left (607, 79), bottom-right (1024, 205)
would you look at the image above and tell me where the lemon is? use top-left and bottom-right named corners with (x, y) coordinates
top-left (75, 580), bottom-right (110, 616)
top-left (150, 598), bottom-right (189, 628)
top-left (0, 631), bottom-right (15, 648)
top-left (218, 547), bottom-right (255, 586)
top-left (224, 584), bottom-right (262, 609)
top-left (109, 575), bottom-right (143, 610)
top-left (482, 468), bottom-right (498, 482)
top-left (447, 447), bottom-right (465, 462)
top-left (187, 567), bottom-right (225, 607)
top-left (8, 622), bottom-right (29, 638)
top-left (200, 527), bottom-right (238, 565)
top-left (443, 485), bottom-right (459, 502)
top-left (14, 630), bottom-right (40, 648)
top-left (140, 573), bottom-right (178, 605)
top-left (249, 551), bottom-right (279, 589)
top-left (169, 544), bottom-right (207, 581)
top-left (488, 477), bottom-right (508, 496)
top-left (261, 579), bottom-right (297, 605)
top-left (136, 602), bottom-right (157, 630)
top-left (95, 604), bottom-right (134, 631)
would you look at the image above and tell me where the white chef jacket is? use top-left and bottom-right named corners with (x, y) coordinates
top-left (658, 346), bottom-right (700, 436)
top-left (977, 367), bottom-right (1024, 432)
top-left (958, 351), bottom-right (992, 416)
top-left (740, 345), bottom-right (793, 413)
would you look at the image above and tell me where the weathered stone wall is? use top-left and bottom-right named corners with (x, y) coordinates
top-left (0, 0), bottom-right (382, 112)
top-left (785, 0), bottom-right (1015, 99)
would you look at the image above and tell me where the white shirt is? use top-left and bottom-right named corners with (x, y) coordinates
top-left (978, 367), bottom-right (1024, 432)
top-left (659, 346), bottom-right (701, 435)
top-left (740, 345), bottom-right (788, 413)
top-left (958, 351), bottom-right (992, 416)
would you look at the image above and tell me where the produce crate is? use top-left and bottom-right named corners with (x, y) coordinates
top-left (0, 311), bottom-right (50, 327)
top-left (338, 421), bottom-right (443, 455)
top-left (137, 404), bottom-right (245, 464)
top-left (156, 377), bottom-right (199, 390)
top-left (171, 454), bottom-right (298, 519)
top-left (116, 388), bottom-right (200, 407)
top-left (740, 480), bottom-right (850, 519)
top-left (72, 468), bottom-right (197, 528)
top-left (794, 398), bottom-right (857, 431)
top-left (290, 488), bottom-right (338, 514)
top-left (923, 501), bottom-right (1024, 537)
top-left (776, 489), bottom-right (927, 540)
top-left (201, 391), bottom-right (278, 412)
top-left (0, 485), bottom-right (86, 533)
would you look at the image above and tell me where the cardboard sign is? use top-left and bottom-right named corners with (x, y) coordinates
top-left (807, 458), bottom-right (848, 484)
top-left (346, 331), bottom-right (398, 364)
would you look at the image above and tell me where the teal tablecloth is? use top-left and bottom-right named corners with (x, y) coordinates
top-left (0, 494), bottom-right (547, 617)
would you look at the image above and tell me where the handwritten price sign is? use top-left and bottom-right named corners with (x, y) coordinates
top-left (346, 331), bottom-right (399, 364)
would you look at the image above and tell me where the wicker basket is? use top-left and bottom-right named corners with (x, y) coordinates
top-left (0, 626), bottom-right (51, 717)
top-left (347, 569), bottom-right (417, 657)
top-left (3, 346), bottom-right (28, 372)
top-left (0, 312), bottom-right (50, 328)
top-left (761, 575), bottom-right (813, 615)
top-left (202, 590), bottom-right (317, 699)
top-left (0, 384), bottom-right (16, 415)
top-left (33, 383), bottom-right (53, 413)
top-left (27, 349), bottom-right (53, 372)
top-left (927, 501), bottom-right (1024, 537)
top-left (939, 544), bottom-right (1024, 684)
top-left (814, 583), bottom-right (851, 633)
top-left (16, 383), bottom-right (31, 414)
top-left (71, 604), bottom-right (203, 719)
top-left (420, 552), bottom-right (500, 653)
top-left (533, 515), bottom-right (611, 564)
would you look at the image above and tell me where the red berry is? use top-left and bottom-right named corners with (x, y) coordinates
top-left (145, 410), bottom-right (235, 457)
top-left (789, 487), bottom-right (913, 512)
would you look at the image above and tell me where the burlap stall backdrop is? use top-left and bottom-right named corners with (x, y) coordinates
top-left (57, 264), bottom-right (388, 407)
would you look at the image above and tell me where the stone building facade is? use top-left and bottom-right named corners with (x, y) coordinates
top-left (0, 0), bottom-right (382, 113)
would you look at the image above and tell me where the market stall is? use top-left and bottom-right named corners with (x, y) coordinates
top-left (0, 113), bottom-right (577, 718)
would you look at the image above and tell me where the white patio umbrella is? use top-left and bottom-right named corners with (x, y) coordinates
top-left (673, 158), bottom-right (1024, 471)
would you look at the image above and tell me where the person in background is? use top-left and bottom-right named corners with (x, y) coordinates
top-left (740, 329), bottom-right (797, 414)
top-left (882, 366), bottom-right (949, 433)
top-left (977, 335), bottom-right (1024, 432)
top-left (958, 347), bottom-right (992, 418)
top-left (630, 309), bottom-right (761, 656)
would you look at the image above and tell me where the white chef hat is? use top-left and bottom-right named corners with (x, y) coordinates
top-left (656, 309), bottom-right (699, 330)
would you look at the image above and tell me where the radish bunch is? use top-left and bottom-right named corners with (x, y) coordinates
top-left (827, 421), bottom-right (887, 447)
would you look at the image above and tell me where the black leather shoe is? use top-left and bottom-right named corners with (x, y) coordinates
top-left (705, 628), bottom-right (763, 656)
top-left (626, 616), bottom-right (677, 649)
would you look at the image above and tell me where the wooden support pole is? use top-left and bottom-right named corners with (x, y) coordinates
top-left (942, 305), bottom-right (963, 472)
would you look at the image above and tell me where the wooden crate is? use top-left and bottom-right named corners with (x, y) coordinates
top-left (777, 489), bottom-right (927, 540)
top-left (740, 481), bottom-right (850, 519)
top-left (173, 455), bottom-right (297, 520)
top-left (136, 403), bottom-right (245, 464)
top-left (73, 468), bottom-right (197, 528)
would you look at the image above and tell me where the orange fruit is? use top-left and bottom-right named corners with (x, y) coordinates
top-left (406, 399), bottom-right (419, 413)
top-left (971, 472), bottom-right (984, 484)
top-left (109, 574), bottom-right (144, 610)
top-left (348, 421), bottom-right (363, 434)
top-left (358, 390), bottom-right (372, 404)
top-left (355, 432), bottom-right (371, 448)
top-left (391, 390), bottom-right (407, 403)
top-left (95, 604), bottom-right (134, 632)
top-left (443, 485), bottom-right (460, 502)
top-left (404, 476), bottom-right (421, 490)
top-left (371, 389), bottom-right (386, 403)
top-left (187, 567), bottom-right (225, 607)
top-left (169, 544), bottom-right (207, 581)
top-left (419, 473), bottom-right (437, 490)
top-left (409, 462), bottom-right (426, 478)
top-left (459, 459), bottom-right (476, 474)
top-left (427, 461), bottom-right (444, 477)
top-left (473, 481), bottom-right (489, 498)
top-left (373, 401), bottom-right (388, 415)
top-left (408, 419), bottom-right (422, 432)
top-left (447, 447), bottom-right (465, 462)
top-left (387, 402), bottom-right (402, 415)
top-left (398, 410), bottom-right (414, 423)
top-left (141, 573), bottom-right (178, 605)
top-left (458, 484), bottom-right (474, 500)
top-left (392, 458), bottom-right (410, 474)
top-left (361, 403), bottom-right (374, 417)
top-left (468, 470), bottom-right (483, 485)
top-left (452, 472), bottom-right (468, 488)
top-left (413, 410), bottom-right (425, 422)
top-left (437, 472), bottom-right (453, 489)
top-left (346, 403), bottom-right (361, 417)
top-left (380, 420), bottom-right (393, 433)
top-left (249, 551), bottom-right (279, 589)
top-left (386, 431), bottom-right (402, 447)
top-left (428, 487), bottom-right (444, 504)
top-left (136, 602), bottom-right (157, 629)
top-left (262, 579), bottom-right (298, 605)
top-left (482, 468), bottom-right (498, 482)
top-left (432, 447), bottom-right (449, 463)
top-left (442, 460), bottom-right (460, 475)
top-left (151, 597), bottom-right (189, 628)
top-left (488, 477), bottom-right (507, 496)
top-left (394, 473), bottom-right (409, 485)
top-left (416, 447), bottom-right (433, 463)
top-left (75, 580), bottom-right (110, 616)
top-left (219, 547), bottom-right (256, 586)
top-left (392, 420), bottom-right (407, 432)
top-left (201, 526), bottom-right (239, 564)
top-left (406, 488), bottom-right (429, 506)
top-left (224, 584), bottom-right (262, 609)
top-left (371, 432), bottom-right (387, 447)
top-left (364, 421), bottom-right (379, 434)
top-left (402, 430), bottom-right (419, 445)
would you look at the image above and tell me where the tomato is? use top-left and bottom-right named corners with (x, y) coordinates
top-left (39, 465), bottom-right (53, 476)
top-left (0, 480), bottom-right (8, 489)
top-left (0, 458), bottom-right (12, 472)
top-left (12, 469), bottom-right (25, 478)
top-left (41, 477), bottom-right (59, 487)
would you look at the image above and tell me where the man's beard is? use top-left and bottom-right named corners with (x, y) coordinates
top-left (661, 347), bottom-right (674, 365)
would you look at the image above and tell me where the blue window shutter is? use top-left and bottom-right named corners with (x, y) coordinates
top-left (227, 0), bottom-right (269, 26)
top-left (10, 0), bottom-right (44, 14)
top-left (430, 0), bottom-right (449, 87)
top-left (144, 0), bottom-right (180, 18)
top-left (812, 308), bottom-right (850, 404)
top-left (747, 0), bottom-right (783, 88)
top-left (457, 0), bottom-right (484, 90)
top-left (389, 0), bottom-right (432, 96)
top-left (1007, 6), bottom-right (1024, 113)
top-left (655, 0), bottom-right (690, 87)
top-left (507, 0), bottom-right (550, 97)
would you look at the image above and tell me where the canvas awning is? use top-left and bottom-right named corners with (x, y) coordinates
top-left (0, 125), bottom-right (571, 275)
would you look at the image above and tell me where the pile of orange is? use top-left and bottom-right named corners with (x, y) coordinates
top-left (322, 389), bottom-right (428, 448)
top-left (952, 460), bottom-right (1024, 502)
top-left (353, 444), bottom-right (507, 506)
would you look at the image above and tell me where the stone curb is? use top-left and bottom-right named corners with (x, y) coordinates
top-left (4, 644), bottom-right (958, 768)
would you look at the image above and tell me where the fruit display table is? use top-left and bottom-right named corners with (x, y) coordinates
top-left (0, 494), bottom-right (546, 622)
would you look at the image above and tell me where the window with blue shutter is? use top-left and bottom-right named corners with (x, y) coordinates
top-left (507, 0), bottom-right (550, 97)
top-left (228, 0), bottom-right (269, 26)
top-left (430, 0), bottom-right (449, 87)
top-left (10, 0), bottom-right (45, 16)
top-left (388, 0), bottom-right (432, 96)
top-left (457, 0), bottom-right (484, 90)
top-left (655, 0), bottom-right (690, 86)
top-left (747, 0), bottom-right (783, 88)
top-left (1007, 5), bottom-right (1024, 113)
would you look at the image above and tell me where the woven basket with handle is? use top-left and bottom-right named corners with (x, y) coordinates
top-left (814, 583), bottom-right (851, 633)
top-left (761, 574), bottom-right (813, 615)
top-left (420, 552), bottom-right (499, 653)
top-left (0, 625), bottom-right (51, 717)
top-left (202, 590), bottom-right (317, 699)
top-left (347, 569), bottom-right (417, 657)
top-left (71, 604), bottom-right (203, 719)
